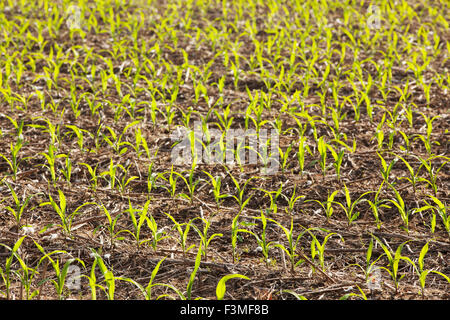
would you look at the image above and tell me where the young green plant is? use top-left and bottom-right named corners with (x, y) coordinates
top-left (371, 235), bottom-right (415, 294)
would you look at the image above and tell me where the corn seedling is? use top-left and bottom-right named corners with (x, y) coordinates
top-left (0, 236), bottom-right (40, 300)
top-left (296, 136), bottom-right (312, 175)
top-left (40, 190), bottom-right (96, 237)
top-left (328, 145), bottom-right (345, 182)
top-left (398, 130), bottom-right (412, 153)
top-left (308, 230), bottom-right (344, 272)
top-left (0, 0), bottom-right (448, 300)
top-left (203, 171), bottom-right (230, 209)
top-left (90, 250), bottom-right (116, 300)
top-left (39, 144), bottom-right (65, 186)
top-left (120, 200), bottom-right (153, 250)
top-left (392, 153), bottom-right (422, 195)
top-left (81, 256), bottom-right (99, 300)
top-left (256, 184), bottom-right (283, 215)
top-left (374, 128), bottom-right (385, 152)
top-left (100, 159), bottom-right (119, 190)
top-left (191, 217), bottom-right (223, 261)
top-left (79, 162), bottom-right (99, 191)
top-left (412, 113), bottom-right (440, 156)
top-left (145, 208), bottom-right (169, 252)
top-left (102, 121), bottom-right (140, 155)
top-left (241, 211), bottom-right (277, 265)
top-left (165, 212), bottom-right (196, 256)
top-left (231, 213), bottom-right (253, 264)
top-left (334, 184), bottom-right (374, 225)
top-left (216, 274), bottom-right (250, 300)
top-left (0, 137), bottom-right (26, 181)
top-left (371, 235), bottom-right (414, 294)
top-left (186, 242), bottom-right (203, 300)
top-left (411, 242), bottom-right (450, 298)
top-left (11, 246), bottom-right (40, 300)
top-left (146, 150), bottom-right (159, 194)
top-left (366, 181), bottom-right (391, 229)
top-left (65, 125), bottom-right (90, 153)
top-left (213, 104), bottom-right (234, 132)
top-left (377, 152), bottom-right (397, 184)
top-left (118, 257), bottom-right (167, 300)
top-left (5, 181), bottom-right (35, 229)
top-left (417, 155), bottom-right (449, 196)
top-left (115, 164), bottom-right (138, 194)
top-left (100, 204), bottom-right (125, 246)
top-left (34, 242), bottom-right (85, 300)
top-left (317, 136), bottom-right (328, 178)
top-left (155, 242), bottom-right (203, 300)
top-left (59, 155), bottom-right (73, 185)
top-left (29, 117), bottom-right (61, 146)
top-left (305, 190), bottom-right (340, 222)
top-left (158, 165), bottom-right (181, 199)
top-left (278, 143), bottom-right (293, 173)
top-left (270, 218), bottom-right (311, 274)
top-left (386, 184), bottom-right (415, 233)
top-left (227, 170), bottom-right (258, 213)
top-left (418, 195), bottom-right (450, 237)
top-left (286, 184), bottom-right (305, 215)
top-left (0, 236), bottom-right (27, 300)
top-left (175, 167), bottom-right (203, 204)
top-left (350, 238), bottom-right (385, 284)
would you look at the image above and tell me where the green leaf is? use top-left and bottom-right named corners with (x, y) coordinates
top-left (12, 236), bottom-right (27, 254)
top-left (216, 274), bottom-right (250, 300)
top-left (366, 238), bottom-right (374, 266)
top-left (186, 242), bottom-right (202, 300)
top-left (417, 242), bottom-right (429, 273)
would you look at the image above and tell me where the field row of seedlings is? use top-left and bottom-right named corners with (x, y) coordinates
top-left (0, 0), bottom-right (449, 299)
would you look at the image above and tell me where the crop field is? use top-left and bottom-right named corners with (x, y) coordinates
top-left (0, 0), bottom-right (449, 301)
